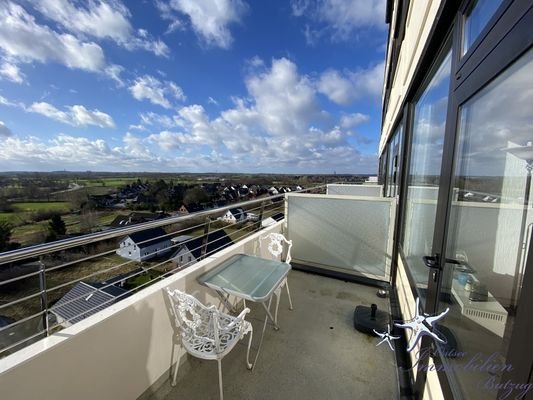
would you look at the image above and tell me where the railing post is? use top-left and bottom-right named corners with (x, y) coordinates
top-left (38, 257), bottom-right (49, 337)
top-left (257, 201), bottom-right (265, 231)
top-left (200, 217), bottom-right (210, 260)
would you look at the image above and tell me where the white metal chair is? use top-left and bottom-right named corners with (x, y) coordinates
top-left (167, 288), bottom-right (253, 400)
top-left (259, 232), bottom-right (294, 325)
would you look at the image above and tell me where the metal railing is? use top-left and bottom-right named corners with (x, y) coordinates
top-left (0, 185), bottom-right (325, 356)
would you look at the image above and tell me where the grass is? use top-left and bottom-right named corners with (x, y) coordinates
top-left (124, 271), bottom-right (163, 290)
top-left (75, 178), bottom-right (139, 188)
top-left (9, 210), bottom-right (130, 245)
top-left (0, 212), bottom-right (29, 224)
top-left (12, 202), bottom-right (70, 212)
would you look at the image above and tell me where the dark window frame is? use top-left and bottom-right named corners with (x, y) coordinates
top-left (386, 0), bottom-right (533, 398)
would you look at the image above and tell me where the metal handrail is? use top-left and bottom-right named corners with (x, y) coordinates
top-left (0, 186), bottom-right (323, 265)
top-left (0, 185), bottom-right (326, 356)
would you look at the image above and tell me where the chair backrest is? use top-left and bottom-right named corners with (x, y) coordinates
top-left (166, 289), bottom-right (218, 344)
top-left (259, 232), bottom-right (293, 264)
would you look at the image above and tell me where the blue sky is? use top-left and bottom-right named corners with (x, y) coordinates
top-left (0, 0), bottom-right (387, 173)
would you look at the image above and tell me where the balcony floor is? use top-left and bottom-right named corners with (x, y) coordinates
top-left (152, 269), bottom-right (398, 400)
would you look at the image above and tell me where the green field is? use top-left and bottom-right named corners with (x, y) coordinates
top-left (12, 201), bottom-right (70, 212)
top-left (0, 202), bottom-right (71, 226)
top-left (9, 210), bottom-right (129, 245)
top-left (75, 178), bottom-right (140, 187)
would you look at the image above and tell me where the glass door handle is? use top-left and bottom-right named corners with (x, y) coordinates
top-left (423, 255), bottom-right (441, 270)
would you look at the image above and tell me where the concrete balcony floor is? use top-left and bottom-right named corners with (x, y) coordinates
top-left (152, 269), bottom-right (398, 400)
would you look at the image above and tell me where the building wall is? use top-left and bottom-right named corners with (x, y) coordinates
top-left (221, 210), bottom-right (236, 223)
top-left (116, 237), bottom-right (141, 261)
top-left (170, 247), bottom-right (196, 267)
top-left (138, 240), bottom-right (172, 261)
top-left (380, 0), bottom-right (444, 154)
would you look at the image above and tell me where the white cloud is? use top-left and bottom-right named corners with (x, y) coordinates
top-left (245, 57), bottom-right (318, 136)
top-left (0, 2), bottom-right (106, 72)
top-left (148, 130), bottom-right (183, 150)
top-left (0, 57), bottom-right (378, 173)
top-left (157, 0), bottom-right (248, 48)
top-left (28, 102), bottom-right (115, 128)
top-left (34, 0), bottom-right (169, 57)
top-left (317, 62), bottom-right (384, 104)
top-left (128, 124), bottom-right (147, 131)
top-left (317, 70), bottom-right (353, 105)
top-left (340, 113), bottom-right (370, 129)
top-left (0, 121), bottom-right (13, 136)
top-left (0, 133), bottom-right (163, 170)
top-left (145, 58), bottom-right (374, 172)
top-left (291, 0), bottom-right (386, 43)
top-left (247, 56), bottom-right (265, 68)
top-left (0, 60), bottom-right (24, 83)
top-left (139, 111), bottom-right (177, 128)
top-left (0, 95), bottom-right (20, 107)
top-left (129, 75), bottom-right (186, 108)
top-left (104, 64), bottom-right (125, 87)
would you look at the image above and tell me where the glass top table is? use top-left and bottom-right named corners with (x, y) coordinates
top-left (197, 253), bottom-right (292, 369)
top-left (197, 253), bottom-right (291, 302)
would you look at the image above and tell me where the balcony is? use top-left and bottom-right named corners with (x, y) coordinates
top-left (151, 269), bottom-right (397, 400)
top-left (0, 189), bottom-right (400, 399)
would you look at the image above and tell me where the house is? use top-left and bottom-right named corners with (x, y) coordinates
top-left (268, 187), bottom-right (279, 195)
top-left (178, 203), bottom-right (203, 215)
top-left (261, 212), bottom-right (284, 227)
top-left (220, 207), bottom-right (246, 223)
top-left (246, 212), bottom-right (259, 222)
top-left (50, 281), bottom-right (128, 327)
top-left (116, 227), bottom-right (171, 261)
top-left (171, 235), bottom-right (193, 245)
top-left (109, 212), bottom-right (168, 228)
top-left (169, 230), bottom-right (233, 268)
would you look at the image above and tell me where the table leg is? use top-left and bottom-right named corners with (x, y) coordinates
top-left (252, 296), bottom-right (273, 371)
top-left (261, 301), bottom-right (280, 331)
top-left (215, 290), bottom-right (235, 313)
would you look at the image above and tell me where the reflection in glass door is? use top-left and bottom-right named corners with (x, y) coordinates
top-left (438, 49), bottom-right (533, 399)
top-left (401, 46), bottom-right (452, 299)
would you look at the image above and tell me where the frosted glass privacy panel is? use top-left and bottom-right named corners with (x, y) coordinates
top-left (326, 184), bottom-right (383, 197)
top-left (287, 194), bottom-right (394, 281)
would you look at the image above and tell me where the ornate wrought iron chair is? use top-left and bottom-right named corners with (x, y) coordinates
top-left (167, 288), bottom-right (253, 400)
top-left (259, 232), bottom-right (294, 325)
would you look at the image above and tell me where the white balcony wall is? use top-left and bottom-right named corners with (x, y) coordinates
top-left (0, 223), bottom-right (283, 400)
top-left (286, 194), bottom-right (395, 281)
top-left (326, 184), bottom-right (383, 197)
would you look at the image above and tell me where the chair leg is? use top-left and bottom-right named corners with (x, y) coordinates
top-left (171, 352), bottom-right (180, 387)
top-left (246, 329), bottom-right (253, 370)
top-left (217, 358), bottom-right (224, 400)
top-left (274, 291), bottom-right (281, 326)
top-left (285, 280), bottom-right (294, 311)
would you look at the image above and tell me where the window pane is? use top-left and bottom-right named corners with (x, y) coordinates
top-left (386, 126), bottom-right (403, 198)
top-left (402, 48), bottom-right (452, 293)
top-left (439, 49), bottom-right (533, 399)
top-left (463, 0), bottom-right (503, 55)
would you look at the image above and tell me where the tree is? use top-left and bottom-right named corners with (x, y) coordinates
top-left (0, 222), bottom-right (13, 252)
top-left (46, 214), bottom-right (66, 242)
top-left (183, 186), bottom-right (209, 206)
top-left (79, 211), bottom-right (97, 234)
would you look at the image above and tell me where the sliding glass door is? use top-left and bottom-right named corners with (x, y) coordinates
top-left (436, 47), bottom-right (533, 400)
top-left (401, 43), bottom-right (452, 301)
